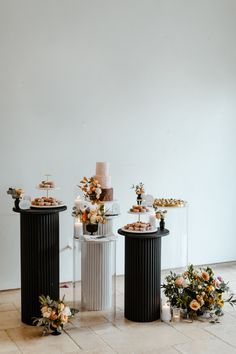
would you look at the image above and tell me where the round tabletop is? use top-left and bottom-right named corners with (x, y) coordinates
top-left (13, 206), bottom-right (67, 215)
top-left (118, 228), bottom-right (169, 239)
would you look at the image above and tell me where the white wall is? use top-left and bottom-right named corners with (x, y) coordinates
top-left (1, 0), bottom-right (236, 290)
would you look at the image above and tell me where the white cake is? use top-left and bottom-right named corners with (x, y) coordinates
top-left (94, 162), bottom-right (113, 201)
top-left (94, 162), bottom-right (112, 189)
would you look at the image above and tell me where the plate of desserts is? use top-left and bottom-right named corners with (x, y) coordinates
top-left (122, 222), bottom-right (157, 233)
top-left (154, 198), bottom-right (186, 207)
top-left (31, 197), bottom-right (64, 208)
top-left (128, 205), bottom-right (150, 214)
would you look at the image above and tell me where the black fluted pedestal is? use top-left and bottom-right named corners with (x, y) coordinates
top-left (13, 206), bottom-right (67, 325)
top-left (118, 228), bottom-right (169, 322)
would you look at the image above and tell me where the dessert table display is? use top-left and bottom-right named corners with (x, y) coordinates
top-left (72, 162), bottom-right (118, 317)
top-left (12, 176), bottom-right (66, 325)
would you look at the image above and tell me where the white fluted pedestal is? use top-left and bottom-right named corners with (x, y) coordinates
top-left (81, 236), bottom-right (115, 311)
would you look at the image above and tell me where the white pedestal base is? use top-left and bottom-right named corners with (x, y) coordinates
top-left (81, 239), bottom-right (114, 311)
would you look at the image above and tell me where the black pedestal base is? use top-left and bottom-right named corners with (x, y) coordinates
top-left (118, 228), bottom-right (169, 322)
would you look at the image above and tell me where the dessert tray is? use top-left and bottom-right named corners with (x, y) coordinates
top-left (31, 204), bottom-right (65, 209)
top-left (121, 227), bottom-right (157, 234)
top-left (154, 198), bottom-right (186, 207)
top-left (129, 205), bottom-right (150, 213)
top-left (122, 222), bottom-right (154, 233)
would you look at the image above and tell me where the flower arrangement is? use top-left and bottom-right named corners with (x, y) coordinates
top-left (132, 182), bottom-right (145, 195)
top-left (79, 177), bottom-right (102, 204)
top-left (162, 264), bottom-right (236, 320)
top-left (72, 203), bottom-right (107, 224)
top-left (7, 187), bottom-right (24, 199)
top-left (155, 210), bottom-right (167, 220)
top-left (33, 295), bottom-right (71, 334)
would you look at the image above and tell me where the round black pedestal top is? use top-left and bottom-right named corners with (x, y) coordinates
top-left (13, 205), bottom-right (67, 214)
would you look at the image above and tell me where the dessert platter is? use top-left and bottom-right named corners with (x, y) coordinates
top-left (31, 197), bottom-right (64, 208)
top-left (121, 183), bottom-right (157, 234)
top-left (31, 175), bottom-right (64, 209)
top-left (129, 205), bottom-right (149, 213)
top-left (153, 198), bottom-right (186, 208)
top-left (122, 222), bottom-right (154, 233)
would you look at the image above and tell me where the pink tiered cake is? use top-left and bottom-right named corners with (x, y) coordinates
top-left (94, 162), bottom-right (113, 201)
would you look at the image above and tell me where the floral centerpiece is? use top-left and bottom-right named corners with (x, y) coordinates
top-left (162, 264), bottom-right (236, 320)
top-left (7, 187), bottom-right (24, 209)
top-left (33, 295), bottom-right (71, 335)
top-left (79, 176), bottom-right (102, 204)
top-left (153, 201), bottom-right (167, 231)
top-left (72, 203), bottom-right (107, 235)
top-left (132, 182), bottom-right (145, 205)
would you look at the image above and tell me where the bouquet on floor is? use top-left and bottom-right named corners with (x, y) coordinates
top-left (162, 264), bottom-right (236, 320)
top-left (33, 295), bottom-right (71, 334)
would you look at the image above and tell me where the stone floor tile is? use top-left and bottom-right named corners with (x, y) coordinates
top-left (175, 336), bottom-right (236, 354)
top-left (0, 303), bottom-right (16, 312)
top-left (0, 311), bottom-right (22, 330)
top-left (0, 330), bottom-right (20, 353)
top-left (65, 327), bottom-right (115, 353)
top-left (204, 321), bottom-right (236, 347)
top-left (6, 327), bottom-right (80, 353)
top-left (99, 322), bottom-right (190, 353)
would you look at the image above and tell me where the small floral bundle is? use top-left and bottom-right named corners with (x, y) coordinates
top-left (72, 203), bottom-right (107, 224)
top-left (7, 187), bottom-right (24, 199)
top-left (79, 177), bottom-right (102, 204)
top-left (33, 295), bottom-right (71, 333)
top-left (162, 264), bottom-right (236, 320)
top-left (155, 210), bottom-right (167, 220)
top-left (132, 182), bottom-right (145, 195)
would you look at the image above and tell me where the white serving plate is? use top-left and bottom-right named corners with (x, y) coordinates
top-left (31, 204), bottom-right (65, 209)
top-left (35, 186), bottom-right (60, 190)
top-left (121, 227), bottom-right (157, 234)
top-left (128, 211), bottom-right (150, 215)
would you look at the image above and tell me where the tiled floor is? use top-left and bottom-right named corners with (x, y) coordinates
top-left (1, 262), bottom-right (236, 353)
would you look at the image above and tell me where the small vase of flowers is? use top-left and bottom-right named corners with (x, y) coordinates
top-left (33, 295), bottom-right (71, 335)
top-left (72, 203), bottom-right (107, 235)
top-left (7, 187), bottom-right (24, 209)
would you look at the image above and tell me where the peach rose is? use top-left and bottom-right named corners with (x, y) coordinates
top-left (175, 277), bottom-right (184, 286)
top-left (50, 310), bottom-right (58, 321)
top-left (202, 271), bottom-right (210, 282)
top-left (189, 299), bottom-right (201, 311)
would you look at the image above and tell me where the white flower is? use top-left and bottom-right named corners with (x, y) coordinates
top-left (95, 188), bottom-right (101, 195)
top-left (90, 215), bottom-right (97, 224)
top-left (43, 308), bottom-right (52, 318)
top-left (62, 306), bottom-right (71, 317)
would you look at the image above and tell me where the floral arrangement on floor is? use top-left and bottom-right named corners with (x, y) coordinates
top-left (33, 295), bottom-right (71, 335)
top-left (162, 264), bottom-right (236, 320)
top-left (79, 176), bottom-right (102, 204)
top-left (7, 187), bottom-right (24, 199)
top-left (72, 203), bottom-right (107, 224)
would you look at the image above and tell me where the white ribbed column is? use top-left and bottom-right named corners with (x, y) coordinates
top-left (81, 240), bottom-right (113, 310)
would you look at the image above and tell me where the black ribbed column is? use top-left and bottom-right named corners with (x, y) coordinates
top-left (14, 206), bottom-right (66, 325)
top-left (118, 229), bottom-right (169, 322)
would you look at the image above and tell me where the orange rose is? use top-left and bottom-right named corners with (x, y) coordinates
top-left (50, 310), bottom-right (58, 321)
top-left (82, 212), bottom-right (88, 222)
top-left (202, 271), bottom-right (210, 282)
top-left (189, 299), bottom-right (201, 311)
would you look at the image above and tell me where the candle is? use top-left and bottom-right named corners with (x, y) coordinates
top-left (172, 307), bottom-right (181, 322)
top-left (74, 221), bottom-right (83, 238)
top-left (161, 303), bottom-right (171, 322)
top-left (74, 196), bottom-right (81, 209)
top-left (149, 214), bottom-right (156, 229)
